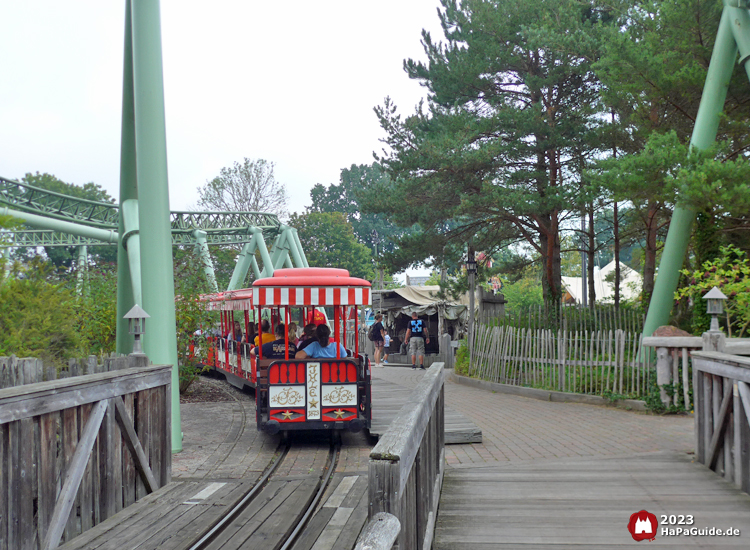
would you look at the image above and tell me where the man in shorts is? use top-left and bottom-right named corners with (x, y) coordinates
top-left (404, 311), bottom-right (429, 370)
top-left (371, 314), bottom-right (385, 366)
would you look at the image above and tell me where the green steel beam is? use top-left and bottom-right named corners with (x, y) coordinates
top-left (116, 0), bottom-right (137, 358)
top-left (0, 206), bottom-right (119, 243)
top-left (643, 5), bottom-right (738, 337)
top-left (193, 229), bottom-right (218, 293)
top-left (130, 0), bottom-right (182, 452)
top-left (228, 237), bottom-right (256, 291)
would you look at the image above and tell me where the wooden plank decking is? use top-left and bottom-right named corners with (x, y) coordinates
top-left (370, 376), bottom-right (482, 444)
top-left (434, 451), bottom-right (750, 548)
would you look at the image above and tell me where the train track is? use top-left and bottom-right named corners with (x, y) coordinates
top-left (187, 435), bottom-right (341, 550)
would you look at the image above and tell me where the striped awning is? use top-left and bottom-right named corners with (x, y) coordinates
top-left (252, 286), bottom-right (370, 307)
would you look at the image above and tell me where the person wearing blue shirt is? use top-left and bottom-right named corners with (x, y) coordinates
top-left (295, 324), bottom-right (348, 359)
top-left (404, 311), bottom-right (429, 369)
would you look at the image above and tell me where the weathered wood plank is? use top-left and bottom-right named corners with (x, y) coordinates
top-left (706, 381), bottom-right (733, 470)
top-left (0, 365), bottom-right (172, 423)
top-left (114, 396), bottom-right (158, 493)
top-left (355, 512), bottom-right (400, 550)
top-left (61, 407), bottom-right (79, 543)
top-left (43, 400), bottom-right (108, 550)
top-left (0, 423), bottom-right (6, 550)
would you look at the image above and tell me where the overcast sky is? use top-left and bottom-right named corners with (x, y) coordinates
top-left (0, 0), bottom-right (444, 221)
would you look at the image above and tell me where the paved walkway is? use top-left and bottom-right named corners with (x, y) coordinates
top-left (374, 364), bottom-right (694, 467)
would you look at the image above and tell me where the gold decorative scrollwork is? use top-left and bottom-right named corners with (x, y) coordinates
top-left (271, 387), bottom-right (304, 406)
top-left (322, 386), bottom-right (356, 404)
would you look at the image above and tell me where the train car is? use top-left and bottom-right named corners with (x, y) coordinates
top-left (203, 267), bottom-right (372, 434)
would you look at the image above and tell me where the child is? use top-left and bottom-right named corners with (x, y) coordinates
top-left (383, 328), bottom-right (390, 365)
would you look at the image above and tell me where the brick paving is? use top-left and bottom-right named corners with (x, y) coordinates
top-left (373, 363), bottom-right (695, 468)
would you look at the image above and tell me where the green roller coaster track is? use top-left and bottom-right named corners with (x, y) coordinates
top-left (0, 175), bottom-right (309, 288)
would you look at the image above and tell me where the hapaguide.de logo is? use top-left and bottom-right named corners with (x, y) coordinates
top-left (627, 510), bottom-right (658, 542)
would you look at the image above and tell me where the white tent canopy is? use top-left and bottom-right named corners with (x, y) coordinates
top-left (561, 260), bottom-right (642, 304)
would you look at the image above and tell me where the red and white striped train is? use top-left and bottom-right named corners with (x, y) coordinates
top-left (202, 267), bottom-right (372, 434)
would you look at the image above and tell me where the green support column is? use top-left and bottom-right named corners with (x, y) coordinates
top-left (3, 247), bottom-right (11, 279)
top-left (227, 234), bottom-right (256, 290)
top-left (130, 0), bottom-right (182, 452)
top-left (76, 245), bottom-right (88, 294)
top-left (193, 229), bottom-right (218, 293)
top-left (643, 6), bottom-right (738, 337)
top-left (117, 0), bottom-right (138, 356)
top-left (254, 230), bottom-right (275, 278)
top-left (121, 199), bottom-right (143, 306)
top-left (291, 228), bottom-right (309, 267)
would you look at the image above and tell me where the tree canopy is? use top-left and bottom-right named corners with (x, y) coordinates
top-left (198, 158), bottom-right (288, 217)
top-left (289, 212), bottom-right (375, 281)
top-left (366, 0), bottom-right (610, 303)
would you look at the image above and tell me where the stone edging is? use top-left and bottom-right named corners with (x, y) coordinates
top-left (447, 371), bottom-right (647, 411)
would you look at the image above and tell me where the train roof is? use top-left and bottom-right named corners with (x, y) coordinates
top-left (253, 267), bottom-right (371, 306)
top-left (201, 268), bottom-right (372, 310)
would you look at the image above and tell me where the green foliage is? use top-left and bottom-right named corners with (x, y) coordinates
top-left (0, 257), bottom-right (80, 363)
top-left (288, 212), bottom-right (375, 281)
top-left (68, 264), bottom-right (118, 356)
top-left (309, 163), bottom-right (403, 254)
top-left (675, 245), bottom-right (750, 337)
top-left (173, 249), bottom-right (216, 392)
top-left (454, 340), bottom-right (469, 376)
top-left (501, 273), bottom-right (544, 314)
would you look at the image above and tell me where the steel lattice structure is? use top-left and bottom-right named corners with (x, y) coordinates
top-left (0, 176), bottom-right (282, 246)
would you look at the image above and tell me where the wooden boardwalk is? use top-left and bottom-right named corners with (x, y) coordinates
top-left (370, 375), bottom-right (482, 444)
top-left (435, 451), bottom-right (750, 548)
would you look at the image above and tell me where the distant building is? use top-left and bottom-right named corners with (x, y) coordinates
top-left (561, 260), bottom-right (642, 305)
top-left (405, 275), bottom-right (430, 287)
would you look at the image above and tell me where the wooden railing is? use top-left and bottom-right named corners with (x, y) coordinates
top-left (0, 360), bottom-right (172, 550)
top-left (642, 336), bottom-right (750, 409)
top-left (692, 351), bottom-right (750, 493)
top-left (365, 363), bottom-right (445, 550)
top-left (0, 355), bottom-right (143, 389)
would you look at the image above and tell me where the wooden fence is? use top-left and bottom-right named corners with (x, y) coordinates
top-left (692, 351), bottom-right (750, 493)
top-left (0, 355), bottom-right (138, 390)
top-left (0, 359), bottom-right (172, 550)
top-left (483, 303), bottom-right (644, 334)
top-left (366, 363), bottom-right (444, 550)
top-left (470, 324), bottom-right (652, 398)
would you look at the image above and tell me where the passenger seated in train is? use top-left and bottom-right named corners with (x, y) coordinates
top-left (226, 321), bottom-right (243, 352)
top-left (254, 319), bottom-right (275, 346)
top-left (250, 323), bottom-right (297, 359)
top-left (295, 324), bottom-right (348, 359)
top-left (297, 323), bottom-right (317, 351)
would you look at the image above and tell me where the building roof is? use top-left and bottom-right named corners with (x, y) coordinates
top-left (561, 260), bottom-right (642, 304)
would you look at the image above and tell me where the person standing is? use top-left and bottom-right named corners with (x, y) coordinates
top-left (371, 314), bottom-right (385, 366)
top-left (404, 311), bottom-right (429, 370)
top-left (383, 328), bottom-right (390, 365)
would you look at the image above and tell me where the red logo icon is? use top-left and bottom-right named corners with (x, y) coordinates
top-left (627, 510), bottom-right (658, 542)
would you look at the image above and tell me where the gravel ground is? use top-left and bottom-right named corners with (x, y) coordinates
top-left (179, 374), bottom-right (236, 403)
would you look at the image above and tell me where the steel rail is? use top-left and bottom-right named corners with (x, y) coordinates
top-left (188, 438), bottom-right (341, 550)
top-left (187, 441), bottom-right (291, 550)
top-left (279, 440), bottom-right (341, 550)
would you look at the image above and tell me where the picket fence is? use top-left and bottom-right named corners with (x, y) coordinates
top-left (469, 324), bottom-right (653, 398)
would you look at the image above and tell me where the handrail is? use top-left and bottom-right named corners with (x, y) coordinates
top-left (367, 363), bottom-right (445, 549)
top-left (355, 513), bottom-right (401, 550)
